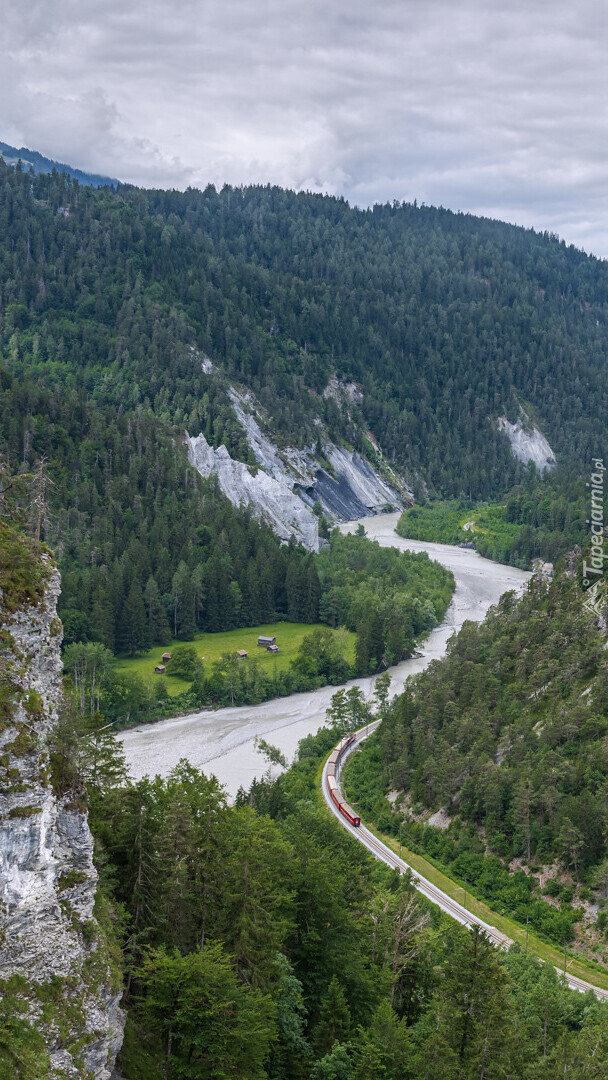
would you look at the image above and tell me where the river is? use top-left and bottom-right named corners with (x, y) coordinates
top-left (119, 512), bottom-right (530, 797)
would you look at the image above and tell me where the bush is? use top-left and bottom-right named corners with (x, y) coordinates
top-left (166, 645), bottom-right (200, 679)
top-left (543, 878), bottom-right (562, 897)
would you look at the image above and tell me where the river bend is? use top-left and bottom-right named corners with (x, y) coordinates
top-left (119, 512), bottom-right (530, 797)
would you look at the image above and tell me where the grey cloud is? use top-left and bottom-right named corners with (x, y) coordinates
top-left (2, 0), bottom-right (608, 255)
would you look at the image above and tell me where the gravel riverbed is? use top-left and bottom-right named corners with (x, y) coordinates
top-left (119, 512), bottom-right (530, 798)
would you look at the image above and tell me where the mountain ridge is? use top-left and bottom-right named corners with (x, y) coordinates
top-left (0, 139), bottom-right (118, 188)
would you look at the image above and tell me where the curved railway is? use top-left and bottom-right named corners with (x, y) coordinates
top-left (322, 722), bottom-right (608, 1002)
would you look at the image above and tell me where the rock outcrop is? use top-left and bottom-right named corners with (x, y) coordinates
top-left (497, 417), bottom-right (556, 472)
top-left (187, 381), bottom-right (408, 551)
top-left (0, 550), bottom-right (124, 1078)
top-left (187, 431), bottom-right (320, 550)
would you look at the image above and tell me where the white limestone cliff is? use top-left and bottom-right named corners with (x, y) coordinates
top-left (186, 432), bottom-right (320, 550)
top-left (0, 557), bottom-right (124, 1078)
top-left (497, 417), bottom-right (556, 472)
top-left (187, 381), bottom-right (408, 551)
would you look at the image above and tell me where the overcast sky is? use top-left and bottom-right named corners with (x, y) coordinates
top-left (3, 0), bottom-right (608, 257)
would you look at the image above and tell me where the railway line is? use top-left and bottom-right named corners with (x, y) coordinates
top-left (322, 722), bottom-right (608, 1002)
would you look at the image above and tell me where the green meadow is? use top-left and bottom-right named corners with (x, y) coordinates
top-left (113, 622), bottom-right (356, 696)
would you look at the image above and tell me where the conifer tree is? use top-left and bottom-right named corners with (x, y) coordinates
top-left (312, 977), bottom-right (353, 1056)
top-left (119, 578), bottom-right (150, 656)
top-left (172, 561), bottom-right (195, 640)
top-left (144, 575), bottom-right (170, 645)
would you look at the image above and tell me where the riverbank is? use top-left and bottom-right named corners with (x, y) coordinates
top-left (119, 512), bottom-right (530, 796)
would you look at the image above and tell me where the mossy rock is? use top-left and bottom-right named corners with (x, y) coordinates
top-left (0, 521), bottom-right (51, 614)
top-left (57, 870), bottom-right (89, 893)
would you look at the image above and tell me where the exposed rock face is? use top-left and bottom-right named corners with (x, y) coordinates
top-left (187, 431), bottom-right (320, 550)
top-left (497, 417), bottom-right (556, 472)
top-left (0, 558), bottom-right (124, 1078)
top-left (187, 382), bottom-right (407, 551)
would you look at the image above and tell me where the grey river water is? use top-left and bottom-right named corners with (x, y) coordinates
top-left (119, 513), bottom-right (530, 798)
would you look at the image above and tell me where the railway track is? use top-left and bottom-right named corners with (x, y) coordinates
top-left (322, 722), bottom-right (608, 1001)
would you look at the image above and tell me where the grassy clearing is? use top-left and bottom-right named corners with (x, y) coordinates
top-left (396, 500), bottom-right (522, 546)
top-left (113, 622), bottom-right (356, 696)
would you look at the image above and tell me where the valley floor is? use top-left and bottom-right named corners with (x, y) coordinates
top-left (119, 513), bottom-right (530, 796)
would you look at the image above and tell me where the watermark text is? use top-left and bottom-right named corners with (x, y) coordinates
top-left (583, 458), bottom-right (605, 618)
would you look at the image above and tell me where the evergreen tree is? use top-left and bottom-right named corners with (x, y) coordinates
top-left (172, 561), bottom-right (195, 640)
top-left (305, 557), bottom-right (322, 622)
top-left (355, 607), bottom-right (384, 675)
top-left (312, 977), bottom-right (353, 1056)
top-left (119, 579), bottom-right (150, 656)
top-left (144, 575), bottom-right (170, 645)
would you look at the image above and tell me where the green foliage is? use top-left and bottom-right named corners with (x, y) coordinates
top-left (4, 168), bottom-right (608, 502)
top-left (397, 469), bottom-right (588, 570)
top-left (347, 554), bottom-right (608, 952)
top-left (87, 696), bottom-right (608, 1080)
top-left (318, 531), bottom-right (454, 674)
top-left (57, 869), bottom-right (89, 892)
top-left (164, 645), bottom-right (199, 679)
top-left (396, 500), bottom-right (473, 546)
top-left (2, 160), bottom-right (606, 668)
top-left (63, 641), bottom-right (114, 715)
top-left (311, 977), bottom-right (352, 1055)
top-left (135, 944), bottom-right (276, 1080)
top-left (0, 995), bottom-right (50, 1078)
top-left (6, 162), bottom-right (608, 1076)
top-left (310, 1043), bottom-right (353, 1080)
top-left (0, 520), bottom-right (49, 614)
top-left (80, 534), bottom-right (452, 724)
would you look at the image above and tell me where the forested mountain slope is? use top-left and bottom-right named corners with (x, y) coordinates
top-left (2, 161), bottom-right (608, 499)
top-left (0, 140), bottom-right (118, 187)
top-left (2, 160), bottom-right (607, 656)
top-left (346, 556), bottom-right (608, 960)
top-left (93, 717), bottom-right (608, 1080)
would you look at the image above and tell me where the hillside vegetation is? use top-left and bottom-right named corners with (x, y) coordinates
top-left (396, 471), bottom-right (588, 568)
top-left (3, 166), bottom-right (608, 499)
top-left (345, 556), bottom-right (608, 962)
top-left (2, 162), bottom-right (607, 648)
top-left (59, 533), bottom-right (453, 725)
top-left (77, 704), bottom-right (608, 1080)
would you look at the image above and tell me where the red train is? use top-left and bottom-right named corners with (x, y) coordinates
top-left (325, 732), bottom-right (361, 827)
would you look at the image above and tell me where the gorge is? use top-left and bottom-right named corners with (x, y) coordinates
top-left (119, 513), bottom-right (530, 795)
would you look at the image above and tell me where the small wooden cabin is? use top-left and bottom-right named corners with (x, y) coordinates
top-left (266, 643), bottom-right (280, 653)
top-left (236, 649), bottom-right (248, 659)
top-left (162, 652), bottom-right (172, 661)
top-left (258, 635), bottom-right (276, 647)
top-left (154, 664), bottom-right (166, 674)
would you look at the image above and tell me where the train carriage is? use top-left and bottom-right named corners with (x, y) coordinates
top-left (326, 733), bottom-right (361, 827)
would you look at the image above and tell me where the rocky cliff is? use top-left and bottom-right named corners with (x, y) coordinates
top-left (0, 532), bottom-right (124, 1078)
top-left (497, 416), bottom-right (556, 472)
top-left (187, 373), bottom-right (410, 550)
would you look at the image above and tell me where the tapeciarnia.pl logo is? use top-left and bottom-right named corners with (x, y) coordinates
top-left (582, 458), bottom-right (605, 618)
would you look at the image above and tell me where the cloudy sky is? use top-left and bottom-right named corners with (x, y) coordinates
top-left (3, 0), bottom-right (608, 256)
